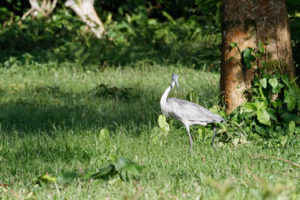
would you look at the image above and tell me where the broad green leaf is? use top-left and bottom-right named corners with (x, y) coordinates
top-left (115, 158), bottom-right (142, 175)
top-left (266, 108), bottom-right (277, 122)
top-left (268, 78), bottom-right (278, 89)
top-left (288, 121), bottom-right (295, 134)
top-left (284, 90), bottom-right (296, 111)
top-left (242, 47), bottom-right (256, 69)
top-left (197, 128), bottom-right (203, 136)
top-left (38, 174), bottom-right (57, 184)
top-left (125, 14), bottom-right (131, 23)
top-left (281, 112), bottom-right (300, 124)
top-left (273, 83), bottom-right (284, 94)
top-left (100, 128), bottom-right (110, 141)
top-left (90, 164), bottom-right (116, 179)
top-left (106, 13), bottom-right (112, 24)
top-left (280, 135), bottom-right (288, 146)
top-left (158, 115), bottom-right (166, 128)
top-left (260, 78), bottom-right (267, 88)
top-left (148, 19), bottom-right (158, 25)
top-left (57, 172), bottom-right (78, 183)
top-left (255, 124), bottom-right (266, 136)
top-left (254, 100), bottom-right (267, 110)
top-left (257, 108), bottom-right (271, 126)
top-left (158, 115), bottom-right (170, 134)
top-left (240, 103), bottom-right (256, 118)
top-left (242, 102), bottom-right (257, 112)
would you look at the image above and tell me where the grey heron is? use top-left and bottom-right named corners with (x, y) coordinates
top-left (160, 73), bottom-right (224, 150)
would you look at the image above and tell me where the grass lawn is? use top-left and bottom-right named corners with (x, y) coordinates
top-left (0, 63), bottom-right (299, 199)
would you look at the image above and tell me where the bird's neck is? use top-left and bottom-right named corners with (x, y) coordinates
top-left (160, 81), bottom-right (174, 105)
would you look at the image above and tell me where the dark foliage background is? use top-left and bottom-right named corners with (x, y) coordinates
top-left (0, 0), bottom-right (299, 72)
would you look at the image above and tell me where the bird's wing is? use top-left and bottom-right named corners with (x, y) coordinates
top-left (167, 98), bottom-right (224, 123)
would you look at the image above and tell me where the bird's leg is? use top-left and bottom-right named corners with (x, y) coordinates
top-left (184, 124), bottom-right (193, 151)
top-left (211, 125), bottom-right (216, 148)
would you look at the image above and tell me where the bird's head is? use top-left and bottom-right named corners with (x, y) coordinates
top-left (171, 73), bottom-right (179, 89)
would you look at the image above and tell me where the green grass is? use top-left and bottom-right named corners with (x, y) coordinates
top-left (0, 63), bottom-right (299, 199)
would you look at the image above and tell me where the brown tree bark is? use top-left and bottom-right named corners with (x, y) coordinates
top-left (221, 0), bottom-right (295, 114)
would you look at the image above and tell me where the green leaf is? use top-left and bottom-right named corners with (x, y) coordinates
top-left (258, 42), bottom-right (265, 54)
top-left (280, 136), bottom-right (288, 146)
top-left (240, 103), bottom-right (256, 118)
top-left (254, 124), bottom-right (266, 136)
top-left (260, 78), bottom-right (267, 88)
top-left (115, 158), bottom-right (142, 175)
top-left (281, 112), bottom-right (300, 124)
top-left (256, 108), bottom-right (271, 126)
top-left (158, 115), bottom-right (170, 134)
top-left (57, 172), bottom-right (78, 183)
top-left (38, 174), bottom-right (57, 184)
top-left (258, 47), bottom-right (265, 54)
top-left (281, 75), bottom-right (290, 87)
top-left (162, 11), bottom-right (176, 25)
top-left (243, 102), bottom-right (257, 112)
top-left (197, 128), bottom-right (203, 136)
top-left (100, 128), bottom-right (110, 141)
top-left (268, 78), bottom-right (278, 89)
top-left (225, 57), bottom-right (234, 65)
top-left (242, 48), bottom-right (256, 69)
top-left (288, 121), bottom-right (295, 134)
top-left (230, 42), bottom-right (237, 48)
top-left (266, 108), bottom-right (277, 122)
top-left (284, 90), bottom-right (296, 111)
top-left (90, 164), bottom-right (116, 179)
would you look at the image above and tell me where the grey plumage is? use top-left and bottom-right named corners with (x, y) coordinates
top-left (160, 73), bottom-right (224, 150)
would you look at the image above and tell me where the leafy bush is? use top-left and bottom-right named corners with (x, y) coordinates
top-left (214, 44), bottom-right (300, 146)
top-left (227, 73), bottom-right (300, 146)
top-left (0, 2), bottom-right (221, 70)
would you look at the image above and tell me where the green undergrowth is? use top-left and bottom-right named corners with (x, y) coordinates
top-left (0, 7), bottom-right (221, 71)
top-left (0, 64), bottom-right (299, 199)
top-left (214, 43), bottom-right (300, 148)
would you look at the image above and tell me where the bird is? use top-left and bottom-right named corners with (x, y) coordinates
top-left (160, 73), bottom-right (225, 150)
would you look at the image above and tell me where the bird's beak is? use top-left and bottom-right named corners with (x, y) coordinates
top-left (175, 81), bottom-right (179, 89)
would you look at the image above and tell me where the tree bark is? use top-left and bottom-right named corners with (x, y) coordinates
top-left (65, 0), bottom-right (105, 38)
top-left (221, 0), bottom-right (295, 114)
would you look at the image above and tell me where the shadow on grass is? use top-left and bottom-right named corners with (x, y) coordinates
top-left (0, 86), bottom-right (160, 135)
top-left (0, 83), bottom-right (218, 136)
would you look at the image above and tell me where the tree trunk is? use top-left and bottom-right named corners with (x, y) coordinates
top-left (65, 0), bottom-right (105, 38)
top-left (221, 0), bottom-right (295, 114)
